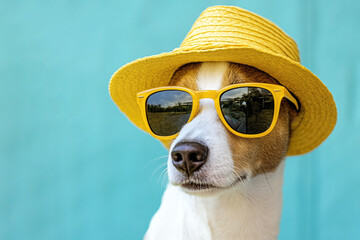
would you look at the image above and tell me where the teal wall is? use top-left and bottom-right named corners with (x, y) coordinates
top-left (1, 0), bottom-right (359, 239)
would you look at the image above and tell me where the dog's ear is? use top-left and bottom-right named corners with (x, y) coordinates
top-left (281, 98), bottom-right (301, 134)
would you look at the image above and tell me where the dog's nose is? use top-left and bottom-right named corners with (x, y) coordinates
top-left (171, 142), bottom-right (208, 176)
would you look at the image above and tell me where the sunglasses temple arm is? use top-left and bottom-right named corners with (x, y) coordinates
top-left (284, 89), bottom-right (299, 111)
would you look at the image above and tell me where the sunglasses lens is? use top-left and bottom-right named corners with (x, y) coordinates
top-left (146, 90), bottom-right (193, 136)
top-left (220, 87), bottom-right (274, 134)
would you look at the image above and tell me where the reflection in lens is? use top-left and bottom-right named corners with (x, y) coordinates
top-left (220, 87), bottom-right (274, 134)
top-left (146, 90), bottom-right (193, 136)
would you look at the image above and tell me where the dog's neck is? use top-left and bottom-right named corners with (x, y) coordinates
top-left (202, 160), bottom-right (285, 240)
top-left (146, 161), bottom-right (285, 240)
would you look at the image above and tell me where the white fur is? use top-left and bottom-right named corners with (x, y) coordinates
top-left (168, 63), bottom-right (237, 189)
top-left (145, 62), bottom-right (285, 240)
top-left (146, 162), bottom-right (284, 240)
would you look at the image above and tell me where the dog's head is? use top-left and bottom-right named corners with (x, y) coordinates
top-left (166, 62), bottom-right (297, 196)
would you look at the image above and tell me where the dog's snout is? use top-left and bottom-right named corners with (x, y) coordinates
top-left (171, 142), bottom-right (208, 176)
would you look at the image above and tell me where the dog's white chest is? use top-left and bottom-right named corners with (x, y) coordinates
top-left (145, 185), bottom-right (212, 240)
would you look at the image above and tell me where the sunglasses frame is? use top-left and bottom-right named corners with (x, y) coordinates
top-left (137, 83), bottom-right (299, 140)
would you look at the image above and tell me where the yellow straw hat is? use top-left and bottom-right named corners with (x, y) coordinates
top-left (109, 5), bottom-right (337, 155)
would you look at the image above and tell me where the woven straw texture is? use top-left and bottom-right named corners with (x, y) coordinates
top-left (109, 5), bottom-right (337, 156)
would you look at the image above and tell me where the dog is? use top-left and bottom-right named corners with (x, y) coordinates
top-left (109, 6), bottom-right (337, 240)
top-left (144, 61), bottom-right (298, 240)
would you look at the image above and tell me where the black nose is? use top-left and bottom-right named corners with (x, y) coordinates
top-left (171, 142), bottom-right (208, 176)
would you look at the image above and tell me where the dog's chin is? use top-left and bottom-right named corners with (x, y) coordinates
top-left (171, 175), bottom-right (247, 197)
top-left (179, 181), bottom-right (219, 197)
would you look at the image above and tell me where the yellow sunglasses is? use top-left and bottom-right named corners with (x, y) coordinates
top-left (137, 83), bottom-right (299, 140)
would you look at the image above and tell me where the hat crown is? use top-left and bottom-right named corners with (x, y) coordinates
top-left (178, 6), bottom-right (300, 63)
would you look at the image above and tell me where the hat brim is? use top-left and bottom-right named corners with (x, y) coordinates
top-left (109, 47), bottom-right (337, 155)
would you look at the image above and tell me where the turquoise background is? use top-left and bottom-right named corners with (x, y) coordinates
top-left (1, 0), bottom-right (359, 239)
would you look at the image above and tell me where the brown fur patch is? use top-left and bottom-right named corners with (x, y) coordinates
top-left (223, 63), bottom-right (280, 86)
top-left (169, 62), bottom-right (201, 89)
top-left (224, 63), bottom-right (296, 176)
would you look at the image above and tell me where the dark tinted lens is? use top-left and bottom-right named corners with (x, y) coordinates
top-left (220, 87), bottom-right (274, 134)
top-left (146, 90), bottom-right (193, 136)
